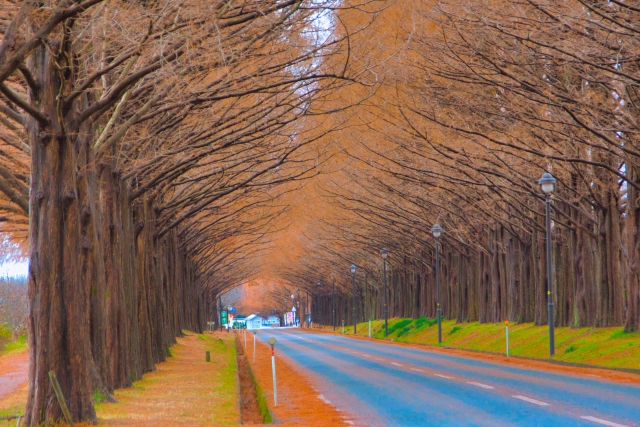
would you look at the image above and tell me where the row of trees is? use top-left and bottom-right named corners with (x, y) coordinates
top-left (0, 0), bottom-right (383, 424)
top-left (276, 0), bottom-right (639, 335)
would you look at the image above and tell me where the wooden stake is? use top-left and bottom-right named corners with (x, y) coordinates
top-left (206, 351), bottom-right (210, 362)
top-left (48, 371), bottom-right (74, 426)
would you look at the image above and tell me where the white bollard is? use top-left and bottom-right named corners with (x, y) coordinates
top-left (268, 337), bottom-right (277, 407)
top-left (505, 321), bottom-right (510, 357)
top-left (253, 331), bottom-right (257, 364)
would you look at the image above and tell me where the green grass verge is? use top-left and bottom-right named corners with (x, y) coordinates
top-left (0, 323), bottom-right (27, 355)
top-left (341, 318), bottom-right (640, 370)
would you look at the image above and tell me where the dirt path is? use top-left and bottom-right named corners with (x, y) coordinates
top-left (248, 335), bottom-right (353, 427)
top-left (0, 350), bottom-right (28, 401)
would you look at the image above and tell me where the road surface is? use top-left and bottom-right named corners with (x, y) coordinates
top-left (257, 328), bottom-right (640, 427)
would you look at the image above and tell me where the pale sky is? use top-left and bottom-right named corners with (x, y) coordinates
top-left (0, 261), bottom-right (28, 278)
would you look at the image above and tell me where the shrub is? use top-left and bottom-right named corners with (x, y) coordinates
top-left (397, 325), bottom-right (414, 337)
top-left (415, 317), bottom-right (437, 328)
top-left (564, 345), bottom-right (576, 354)
top-left (450, 326), bottom-right (462, 334)
top-left (610, 330), bottom-right (631, 339)
top-left (388, 319), bottom-right (413, 335)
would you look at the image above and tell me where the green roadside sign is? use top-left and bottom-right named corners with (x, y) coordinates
top-left (221, 310), bottom-right (228, 325)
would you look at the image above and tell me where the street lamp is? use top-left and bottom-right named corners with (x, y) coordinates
top-left (331, 275), bottom-right (336, 331)
top-left (317, 280), bottom-right (321, 325)
top-left (350, 264), bottom-right (357, 334)
top-left (539, 172), bottom-right (557, 356)
top-left (431, 224), bottom-right (442, 344)
top-left (380, 248), bottom-right (388, 337)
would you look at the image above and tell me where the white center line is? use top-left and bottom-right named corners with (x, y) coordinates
top-left (361, 354), bottom-right (372, 358)
top-left (434, 374), bottom-right (454, 379)
top-left (467, 382), bottom-right (494, 389)
top-left (411, 368), bottom-right (424, 372)
top-left (390, 362), bottom-right (403, 367)
top-left (513, 395), bottom-right (549, 406)
top-left (580, 416), bottom-right (629, 427)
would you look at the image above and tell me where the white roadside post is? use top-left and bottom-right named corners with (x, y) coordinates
top-left (252, 330), bottom-right (257, 364)
top-left (342, 319), bottom-right (345, 334)
top-left (505, 320), bottom-right (510, 357)
top-left (268, 337), bottom-right (278, 407)
top-left (244, 328), bottom-right (247, 349)
top-left (369, 320), bottom-right (372, 338)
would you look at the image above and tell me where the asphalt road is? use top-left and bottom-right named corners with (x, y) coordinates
top-left (256, 328), bottom-right (640, 427)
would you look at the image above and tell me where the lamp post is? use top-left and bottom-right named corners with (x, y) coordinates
top-left (431, 224), bottom-right (442, 344)
top-left (317, 280), bottom-right (321, 325)
top-left (351, 264), bottom-right (357, 334)
top-left (539, 172), bottom-right (557, 357)
top-left (380, 248), bottom-right (388, 337)
top-left (332, 275), bottom-right (336, 331)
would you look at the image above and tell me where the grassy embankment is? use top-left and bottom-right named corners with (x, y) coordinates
top-left (0, 331), bottom-right (241, 425)
top-left (96, 331), bottom-right (240, 425)
top-left (333, 318), bottom-right (640, 370)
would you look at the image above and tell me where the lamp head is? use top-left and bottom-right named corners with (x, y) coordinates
top-left (539, 172), bottom-right (556, 194)
top-left (350, 264), bottom-right (356, 274)
top-left (380, 248), bottom-right (388, 260)
top-left (431, 224), bottom-right (442, 239)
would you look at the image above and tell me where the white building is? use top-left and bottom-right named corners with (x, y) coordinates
top-left (245, 314), bottom-right (265, 330)
top-left (266, 315), bottom-right (281, 327)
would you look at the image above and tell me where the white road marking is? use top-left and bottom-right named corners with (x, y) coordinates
top-left (361, 354), bottom-right (372, 358)
top-left (512, 395), bottom-right (549, 406)
top-left (318, 394), bottom-right (332, 404)
top-left (580, 416), bottom-right (629, 427)
top-left (434, 374), bottom-right (453, 379)
top-left (411, 368), bottom-right (424, 372)
top-left (467, 382), bottom-right (494, 389)
top-left (390, 362), bottom-right (403, 367)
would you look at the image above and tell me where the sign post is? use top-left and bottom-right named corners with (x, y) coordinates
top-left (221, 310), bottom-right (228, 327)
top-left (505, 320), bottom-right (510, 357)
top-left (268, 337), bottom-right (277, 407)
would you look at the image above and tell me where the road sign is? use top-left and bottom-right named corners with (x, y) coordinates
top-left (221, 310), bottom-right (228, 325)
top-left (230, 307), bottom-right (237, 313)
top-left (292, 307), bottom-right (297, 312)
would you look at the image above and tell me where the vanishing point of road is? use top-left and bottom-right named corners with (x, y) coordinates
top-left (258, 329), bottom-right (640, 427)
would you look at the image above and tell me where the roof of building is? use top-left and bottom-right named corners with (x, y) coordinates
top-left (246, 314), bottom-right (264, 321)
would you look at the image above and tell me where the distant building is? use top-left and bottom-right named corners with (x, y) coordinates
top-left (245, 314), bottom-right (264, 330)
top-left (266, 315), bottom-right (280, 327)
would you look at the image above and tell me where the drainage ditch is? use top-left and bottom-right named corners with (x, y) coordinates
top-left (235, 332), bottom-right (272, 424)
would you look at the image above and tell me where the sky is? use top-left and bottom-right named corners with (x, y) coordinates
top-left (0, 261), bottom-right (28, 278)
